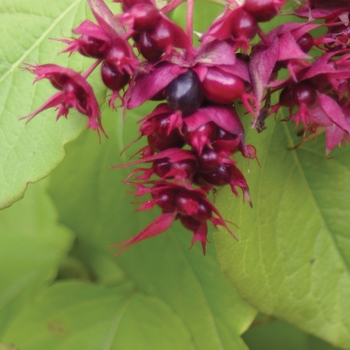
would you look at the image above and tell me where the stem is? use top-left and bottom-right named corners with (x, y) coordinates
top-left (187, 0), bottom-right (195, 44)
top-left (257, 27), bottom-right (271, 47)
top-left (161, 0), bottom-right (185, 14)
top-left (83, 59), bottom-right (103, 79)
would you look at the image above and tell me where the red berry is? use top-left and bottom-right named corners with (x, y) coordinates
top-left (49, 73), bottom-right (70, 90)
top-left (230, 9), bottom-right (258, 41)
top-left (104, 42), bottom-right (130, 71)
top-left (150, 19), bottom-right (174, 51)
top-left (202, 68), bottom-right (245, 104)
top-left (78, 35), bottom-right (107, 59)
top-left (129, 4), bottom-right (160, 32)
top-left (279, 87), bottom-right (295, 108)
top-left (200, 165), bottom-right (231, 186)
top-left (244, 0), bottom-right (280, 22)
top-left (101, 61), bottom-right (130, 91)
top-left (179, 215), bottom-right (201, 231)
top-left (297, 33), bottom-right (314, 53)
top-left (197, 148), bottom-right (220, 173)
top-left (293, 82), bottom-right (317, 106)
top-left (139, 32), bottom-right (163, 62)
top-left (183, 122), bottom-right (217, 153)
top-left (153, 189), bottom-right (177, 213)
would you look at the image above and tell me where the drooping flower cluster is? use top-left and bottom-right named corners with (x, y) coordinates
top-left (21, 0), bottom-right (350, 254)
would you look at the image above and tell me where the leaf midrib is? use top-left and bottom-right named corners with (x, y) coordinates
top-left (0, 0), bottom-right (83, 86)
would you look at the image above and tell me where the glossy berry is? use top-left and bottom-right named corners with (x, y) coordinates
top-left (151, 188), bottom-right (176, 213)
top-left (183, 122), bottom-right (217, 153)
top-left (49, 73), bottom-right (70, 91)
top-left (153, 158), bottom-right (197, 179)
top-left (197, 148), bottom-right (220, 173)
top-left (244, 0), bottom-right (280, 22)
top-left (279, 87), bottom-right (295, 107)
top-left (179, 215), bottom-right (202, 231)
top-left (213, 127), bottom-right (241, 153)
top-left (230, 9), bottom-right (258, 41)
top-left (63, 80), bottom-right (88, 113)
top-left (139, 32), bottom-right (163, 62)
top-left (202, 68), bottom-right (246, 104)
top-left (175, 191), bottom-right (200, 216)
top-left (166, 70), bottom-right (204, 115)
top-left (101, 61), bottom-right (130, 91)
top-left (309, 75), bottom-right (331, 93)
top-left (200, 165), bottom-right (231, 186)
top-left (104, 43), bottom-right (130, 70)
top-left (147, 116), bottom-right (185, 152)
top-left (293, 82), bottom-right (317, 106)
top-left (121, 0), bottom-right (153, 11)
top-left (78, 35), bottom-right (107, 58)
top-left (192, 201), bottom-right (212, 221)
top-left (129, 4), bottom-right (160, 32)
top-left (297, 33), bottom-right (314, 53)
top-left (150, 19), bottom-right (174, 51)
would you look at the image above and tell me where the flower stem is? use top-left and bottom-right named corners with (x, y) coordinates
top-left (257, 27), bottom-right (271, 46)
top-left (161, 0), bottom-right (185, 14)
top-left (187, 0), bottom-right (195, 44)
top-left (83, 59), bottom-right (103, 79)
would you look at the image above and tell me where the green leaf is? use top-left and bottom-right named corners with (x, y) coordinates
top-left (215, 115), bottom-right (350, 349)
top-left (0, 178), bottom-right (73, 335)
top-left (0, 0), bottom-right (107, 210)
top-left (243, 316), bottom-right (342, 350)
top-left (2, 281), bottom-right (195, 350)
top-left (47, 105), bottom-right (257, 349)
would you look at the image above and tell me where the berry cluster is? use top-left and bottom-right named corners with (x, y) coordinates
top-left (22, 0), bottom-right (350, 254)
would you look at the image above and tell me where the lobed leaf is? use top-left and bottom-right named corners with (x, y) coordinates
top-left (0, 0), bottom-right (107, 210)
top-left (2, 281), bottom-right (194, 350)
top-left (215, 114), bottom-right (350, 349)
top-left (47, 104), bottom-right (257, 349)
top-left (0, 178), bottom-right (73, 336)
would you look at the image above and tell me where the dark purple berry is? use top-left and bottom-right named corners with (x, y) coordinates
top-left (244, 0), bottom-right (279, 22)
top-left (153, 158), bottom-right (196, 179)
top-left (148, 131), bottom-right (184, 152)
top-left (293, 82), bottom-right (317, 106)
top-left (63, 80), bottom-right (88, 113)
top-left (166, 70), bottom-right (204, 115)
top-left (147, 116), bottom-right (185, 152)
top-left (183, 122), bottom-right (217, 147)
top-left (197, 148), bottom-right (220, 173)
top-left (192, 201), bottom-right (212, 221)
top-left (151, 189), bottom-right (176, 213)
top-left (279, 87), bottom-right (295, 108)
top-left (179, 215), bottom-right (202, 231)
top-left (78, 35), bottom-right (107, 58)
top-left (129, 4), bottom-right (160, 32)
top-left (200, 165), bottom-right (231, 186)
top-left (139, 32), bottom-right (163, 62)
top-left (212, 128), bottom-right (241, 153)
top-left (150, 19), bottom-right (174, 51)
top-left (309, 75), bottom-right (331, 93)
top-left (175, 191), bottom-right (200, 216)
top-left (104, 43), bottom-right (130, 70)
top-left (49, 73), bottom-right (70, 90)
top-left (101, 61), bottom-right (130, 91)
top-left (231, 8), bottom-right (258, 41)
top-left (122, 0), bottom-right (152, 11)
top-left (297, 33), bottom-right (314, 53)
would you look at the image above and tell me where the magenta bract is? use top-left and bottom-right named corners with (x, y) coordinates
top-left (21, 64), bottom-right (106, 138)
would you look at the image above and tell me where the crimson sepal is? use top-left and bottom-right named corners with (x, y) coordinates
top-left (21, 64), bottom-right (106, 139)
